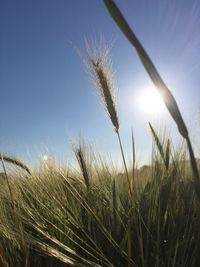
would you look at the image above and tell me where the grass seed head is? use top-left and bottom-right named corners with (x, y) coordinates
top-left (85, 38), bottom-right (119, 133)
top-left (71, 140), bottom-right (90, 189)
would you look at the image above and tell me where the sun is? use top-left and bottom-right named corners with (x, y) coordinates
top-left (138, 86), bottom-right (165, 114)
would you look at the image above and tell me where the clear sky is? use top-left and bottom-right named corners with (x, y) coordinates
top-left (1, 0), bottom-right (200, 167)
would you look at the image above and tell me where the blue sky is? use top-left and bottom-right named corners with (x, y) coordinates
top-left (1, 0), bottom-right (200, 167)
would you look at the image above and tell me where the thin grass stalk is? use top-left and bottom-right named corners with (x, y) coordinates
top-left (29, 224), bottom-right (104, 267)
top-left (137, 211), bottom-right (145, 267)
top-left (0, 154), bottom-right (29, 267)
top-left (16, 218), bottom-right (30, 267)
top-left (116, 131), bottom-right (131, 188)
top-left (0, 153), bottom-right (31, 175)
top-left (0, 154), bottom-right (15, 208)
top-left (117, 129), bottom-right (133, 267)
top-left (112, 178), bottom-right (117, 237)
top-left (127, 129), bottom-right (135, 267)
top-left (86, 39), bottom-right (132, 265)
top-left (165, 139), bottom-right (170, 171)
top-left (62, 175), bottom-right (135, 265)
top-left (186, 137), bottom-right (200, 199)
top-left (131, 128), bottom-right (135, 195)
top-left (31, 240), bottom-right (82, 267)
top-left (127, 218), bottom-right (132, 267)
top-left (155, 203), bottom-right (161, 267)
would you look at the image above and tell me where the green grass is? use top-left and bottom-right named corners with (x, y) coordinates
top-left (0, 141), bottom-right (200, 267)
top-left (1, 1), bottom-right (200, 266)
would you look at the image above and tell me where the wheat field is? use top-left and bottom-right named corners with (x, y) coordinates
top-left (1, 1), bottom-right (200, 266)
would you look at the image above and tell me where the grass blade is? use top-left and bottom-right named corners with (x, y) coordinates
top-left (0, 153), bottom-right (31, 175)
top-left (131, 128), bottom-right (135, 194)
top-left (149, 123), bottom-right (166, 168)
top-left (165, 139), bottom-right (170, 171)
top-left (104, 0), bottom-right (188, 139)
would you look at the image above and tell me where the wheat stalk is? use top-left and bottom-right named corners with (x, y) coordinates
top-left (71, 140), bottom-right (90, 189)
top-left (84, 38), bottom-right (133, 266)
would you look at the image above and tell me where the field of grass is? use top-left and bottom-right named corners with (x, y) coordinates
top-left (1, 136), bottom-right (200, 267)
top-left (1, 1), bottom-right (200, 266)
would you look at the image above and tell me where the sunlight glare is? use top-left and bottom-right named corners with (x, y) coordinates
top-left (138, 86), bottom-right (165, 114)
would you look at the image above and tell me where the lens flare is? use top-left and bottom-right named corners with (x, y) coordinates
top-left (42, 154), bottom-right (48, 161)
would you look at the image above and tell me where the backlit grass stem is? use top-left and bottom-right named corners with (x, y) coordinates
top-left (85, 39), bottom-right (132, 266)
